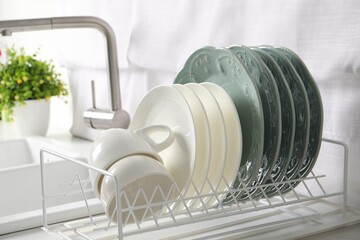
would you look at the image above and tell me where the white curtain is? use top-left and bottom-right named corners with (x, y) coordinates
top-left (55, 0), bottom-right (360, 208)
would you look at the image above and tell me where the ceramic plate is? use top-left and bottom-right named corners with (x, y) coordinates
top-left (252, 48), bottom-right (296, 196)
top-left (129, 85), bottom-right (197, 199)
top-left (174, 46), bottom-right (264, 203)
top-left (201, 82), bottom-right (242, 206)
top-left (276, 47), bottom-right (323, 180)
top-left (260, 47), bottom-right (310, 194)
top-left (186, 83), bottom-right (227, 207)
top-left (229, 46), bottom-right (281, 199)
top-left (171, 84), bottom-right (211, 209)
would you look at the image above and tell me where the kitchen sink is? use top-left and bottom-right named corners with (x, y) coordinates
top-left (0, 139), bottom-right (34, 169)
top-left (0, 136), bottom-right (103, 235)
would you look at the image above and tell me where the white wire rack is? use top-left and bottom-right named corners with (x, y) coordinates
top-left (40, 138), bottom-right (349, 240)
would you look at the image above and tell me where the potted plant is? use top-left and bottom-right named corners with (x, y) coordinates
top-left (0, 46), bottom-right (68, 136)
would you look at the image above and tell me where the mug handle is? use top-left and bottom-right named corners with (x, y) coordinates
top-left (134, 125), bottom-right (175, 152)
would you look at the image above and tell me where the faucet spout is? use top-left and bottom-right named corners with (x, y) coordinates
top-left (0, 16), bottom-right (130, 129)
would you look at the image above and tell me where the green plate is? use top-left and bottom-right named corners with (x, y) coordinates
top-left (260, 47), bottom-right (310, 194)
top-left (229, 46), bottom-right (281, 199)
top-left (276, 47), bottom-right (323, 180)
top-left (174, 46), bottom-right (264, 203)
top-left (252, 48), bottom-right (296, 195)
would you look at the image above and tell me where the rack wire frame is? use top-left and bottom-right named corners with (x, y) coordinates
top-left (40, 138), bottom-right (349, 240)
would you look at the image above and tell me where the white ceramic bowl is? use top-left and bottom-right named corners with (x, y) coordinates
top-left (100, 155), bottom-right (176, 224)
top-left (90, 125), bottom-right (174, 197)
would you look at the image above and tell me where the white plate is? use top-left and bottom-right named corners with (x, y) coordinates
top-left (171, 84), bottom-right (211, 209)
top-left (129, 85), bottom-right (196, 198)
top-left (186, 83), bottom-right (227, 208)
top-left (174, 47), bottom-right (263, 202)
top-left (201, 82), bottom-right (242, 204)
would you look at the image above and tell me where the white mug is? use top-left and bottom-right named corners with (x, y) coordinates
top-left (100, 155), bottom-right (176, 224)
top-left (90, 125), bottom-right (175, 197)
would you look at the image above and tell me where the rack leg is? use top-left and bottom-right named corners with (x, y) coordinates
top-left (40, 150), bottom-right (48, 228)
top-left (322, 138), bottom-right (349, 218)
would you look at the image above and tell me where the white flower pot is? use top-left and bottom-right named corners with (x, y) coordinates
top-left (13, 99), bottom-right (50, 136)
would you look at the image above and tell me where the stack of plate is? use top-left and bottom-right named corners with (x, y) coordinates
top-left (129, 82), bottom-right (243, 209)
top-left (173, 45), bottom-right (323, 203)
top-left (128, 45), bottom-right (323, 211)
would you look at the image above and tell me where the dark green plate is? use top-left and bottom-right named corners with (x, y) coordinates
top-left (260, 46), bottom-right (310, 194)
top-left (229, 46), bottom-right (281, 199)
top-left (276, 47), bottom-right (323, 181)
top-left (252, 48), bottom-right (296, 196)
top-left (174, 46), bottom-right (264, 203)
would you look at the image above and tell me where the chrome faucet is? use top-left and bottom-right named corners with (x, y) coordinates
top-left (0, 16), bottom-right (130, 129)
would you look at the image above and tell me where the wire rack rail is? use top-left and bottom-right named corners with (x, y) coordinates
top-left (40, 138), bottom-right (349, 240)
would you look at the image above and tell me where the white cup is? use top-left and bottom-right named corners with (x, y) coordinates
top-left (100, 155), bottom-right (176, 224)
top-left (90, 125), bottom-right (175, 197)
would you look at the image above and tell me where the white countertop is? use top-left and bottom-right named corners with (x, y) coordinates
top-left (0, 228), bottom-right (56, 240)
top-left (1, 205), bottom-right (360, 240)
top-left (0, 120), bottom-right (93, 159)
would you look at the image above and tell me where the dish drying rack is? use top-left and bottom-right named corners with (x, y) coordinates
top-left (39, 138), bottom-right (351, 240)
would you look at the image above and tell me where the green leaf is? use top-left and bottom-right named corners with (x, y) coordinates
top-left (0, 46), bottom-right (68, 119)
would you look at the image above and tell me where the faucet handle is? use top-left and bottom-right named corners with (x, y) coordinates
top-left (91, 80), bottom-right (97, 109)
